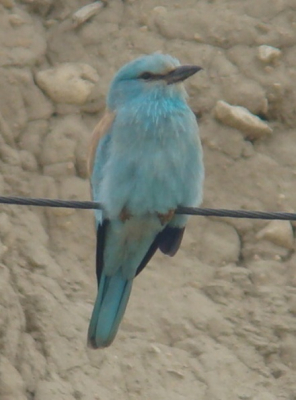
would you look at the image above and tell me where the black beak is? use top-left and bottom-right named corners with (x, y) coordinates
top-left (165, 65), bottom-right (202, 84)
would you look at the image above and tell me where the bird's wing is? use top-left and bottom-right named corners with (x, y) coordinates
top-left (135, 225), bottom-right (185, 276)
top-left (157, 226), bottom-right (185, 256)
top-left (87, 109), bottom-right (116, 177)
top-left (88, 108), bottom-right (185, 275)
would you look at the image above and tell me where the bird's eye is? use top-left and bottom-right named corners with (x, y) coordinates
top-left (139, 72), bottom-right (154, 80)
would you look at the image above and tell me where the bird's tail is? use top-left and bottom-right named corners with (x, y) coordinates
top-left (87, 269), bottom-right (133, 349)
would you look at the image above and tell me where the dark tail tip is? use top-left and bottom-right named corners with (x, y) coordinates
top-left (87, 336), bottom-right (113, 349)
top-left (87, 337), bottom-right (99, 349)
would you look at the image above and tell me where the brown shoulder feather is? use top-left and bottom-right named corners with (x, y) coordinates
top-left (87, 109), bottom-right (115, 176)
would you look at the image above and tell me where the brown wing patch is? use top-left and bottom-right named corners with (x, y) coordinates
top-left (87, 109), bottom-right (115, 176)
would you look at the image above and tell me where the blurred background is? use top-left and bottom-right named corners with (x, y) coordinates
top-left (0, 1), bottom-right (296, 399)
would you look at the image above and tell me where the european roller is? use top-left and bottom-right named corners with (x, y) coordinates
top-left (87, 53), bottom-right (204, 349)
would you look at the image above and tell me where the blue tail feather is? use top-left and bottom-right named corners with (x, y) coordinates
top-left (87, 217), bottom-right (187, 348)
top-left (87, 269), bottom-right (133, 348)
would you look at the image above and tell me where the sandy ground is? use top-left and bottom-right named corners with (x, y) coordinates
top-left (0, 0), bottom-right (296, 399)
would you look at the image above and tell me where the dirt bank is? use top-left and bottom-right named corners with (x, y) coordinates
top-left (0, 1), bottom-right (296, 399)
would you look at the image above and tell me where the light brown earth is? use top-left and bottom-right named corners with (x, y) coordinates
top-left (0, 1), bottom-right (296, 399)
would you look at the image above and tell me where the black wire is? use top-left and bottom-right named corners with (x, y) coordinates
top-left (0, 196), bottom-right (102, 210)
top-left (0, 196), bottom-right (295, 220)
top-left (179, 206), bottom-right (296, 220)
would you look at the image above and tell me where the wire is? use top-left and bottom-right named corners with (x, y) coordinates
top-left (0, 196), bottom-right (102, 209)
top-left (0, 196), bottom-right (295, 221)
top-left (180, 207), bottom-right (296, 220)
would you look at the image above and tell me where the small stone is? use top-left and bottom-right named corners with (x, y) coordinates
top-left (152, 6), bottom-right (167, 14)
top-left (258, 45), bottom-right (281, 64)
top-left (9, 14), bottom-right (26, 26)
top-left (256, 220), bottom-right (294, 249)
top-left (194, 33), bottom-right (203, 42)
top-left (149, 344), bottom-right (161, 354)
top-left (0, 0), bottom-right (14, 7)
top-left (35, 63), bottom-right (99, 105)
top-left (167, 370), bottom-right (184, 379)
top-left (215, 100), bottom-right (272, 140)
top-left (44, 19), bottom-right (57, 28)
top-left (72, 2), bottom-right (104, 28)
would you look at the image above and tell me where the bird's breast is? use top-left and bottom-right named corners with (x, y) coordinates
top-left (99, 100), bottom-right (203, 218)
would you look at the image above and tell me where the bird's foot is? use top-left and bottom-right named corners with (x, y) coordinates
top-left (119, 207), bottom-right (132, 222)
top-left (158, 209), bottom-right (175, 226)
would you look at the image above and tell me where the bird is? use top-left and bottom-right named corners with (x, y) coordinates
top-left (87, 53), bottom-right (204, 349)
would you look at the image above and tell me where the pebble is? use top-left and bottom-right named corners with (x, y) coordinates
top-left (215, 100), bottom-right (272, 140)
top-left (139, 25), bottom-right (148, 32)
top-left (9, 14), bottom-right (26, 26)
top-left (152, 6), bottom-right (167, 14)
top-left (148, 344), bottom-right (161, 354)
top-left (72, 2), bottom-right (104, 28)
top-left (0, 0), bottom-right (14, 8)
top-left (256, 220), bottom-right (294, 249)
top-left (193, 33), bottom-right (203, 42)
top-left (35, 63), bottom-right (99, 105)
top-left (258, 45), bottom-right (281, 64)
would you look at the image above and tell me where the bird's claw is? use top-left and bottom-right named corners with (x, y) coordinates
top-left (119, 207), bottom-right (132, 222)
top-left (158, 209), bottom-right (175, 225)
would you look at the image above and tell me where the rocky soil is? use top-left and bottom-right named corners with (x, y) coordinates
top-left (0, 1), bottom-right (296, 399)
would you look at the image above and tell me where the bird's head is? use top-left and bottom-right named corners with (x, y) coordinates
top-left (107, 53), bottom-right (202, 110)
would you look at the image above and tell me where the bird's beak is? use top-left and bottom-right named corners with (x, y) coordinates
top-left (165, 65), bottom-right (202, 85)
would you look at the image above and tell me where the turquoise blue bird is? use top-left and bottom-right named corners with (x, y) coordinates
top-left (87, 53), bottom-right (204, 348)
